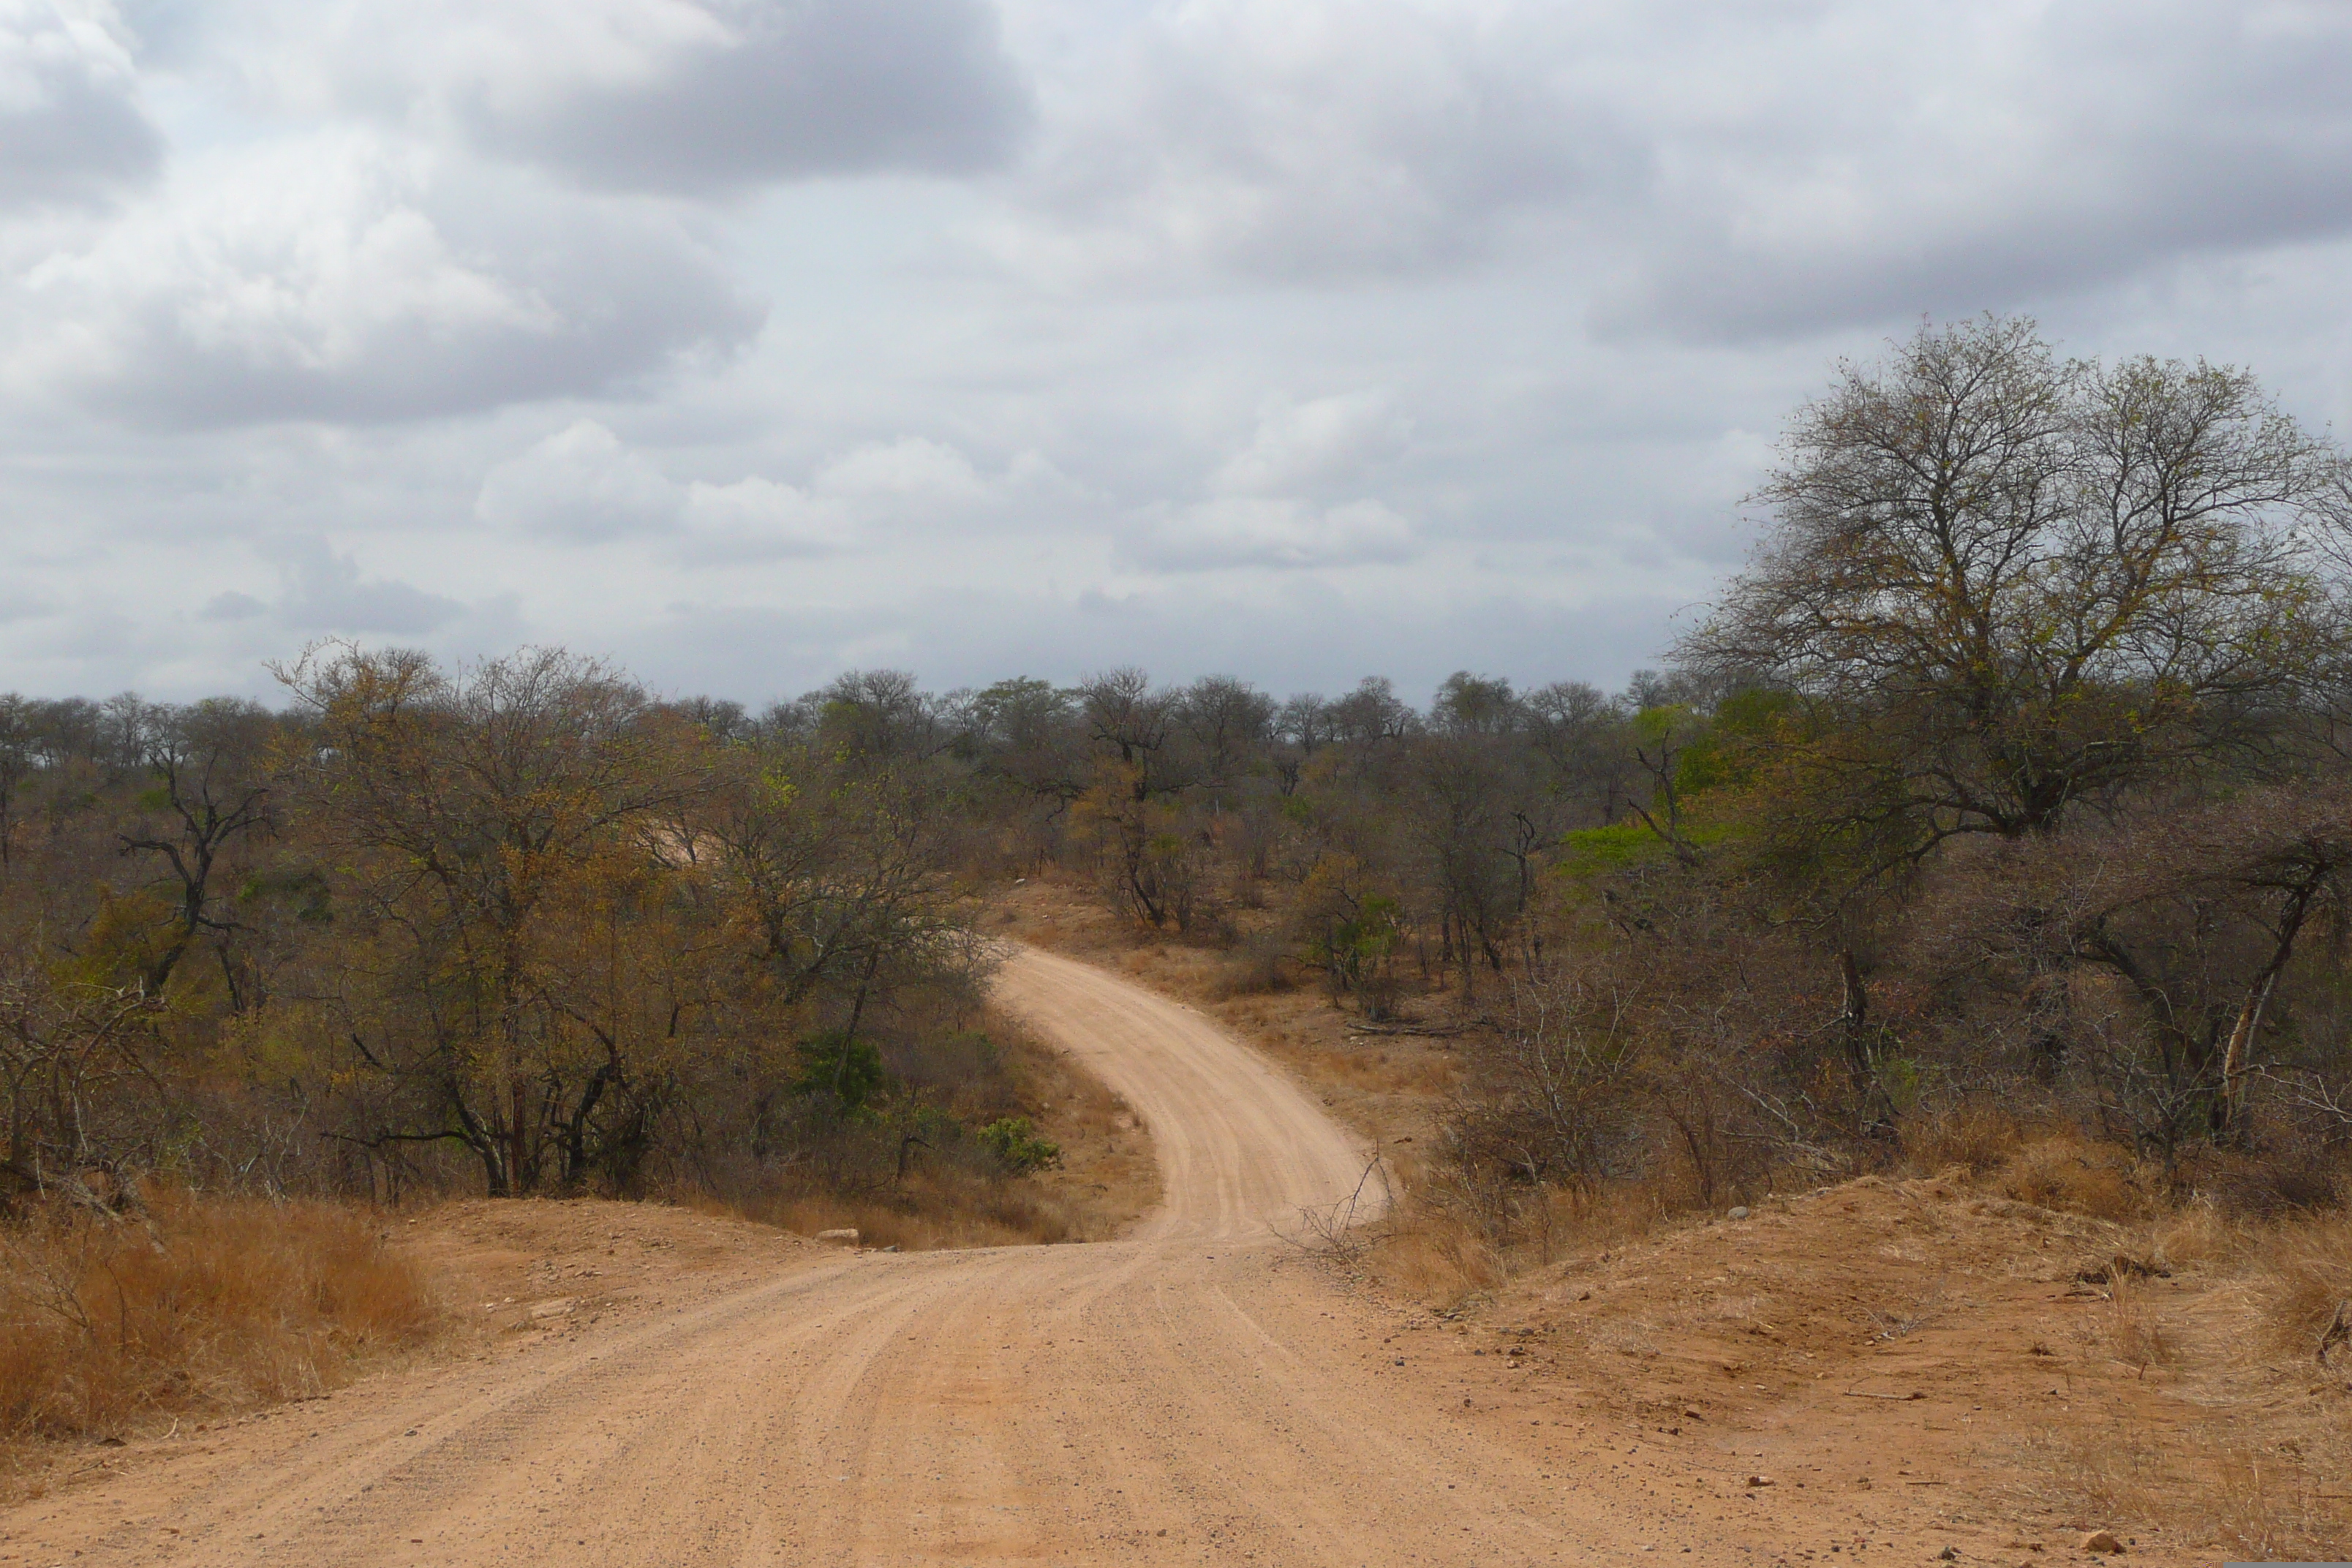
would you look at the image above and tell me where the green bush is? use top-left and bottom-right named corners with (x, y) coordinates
top-left (976, 1117), bottom-right (1062, 1173)
top-left (791, 1030), bottom-right (889, 1118)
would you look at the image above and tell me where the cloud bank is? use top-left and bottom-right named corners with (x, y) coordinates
top-left (2, 0), bottom-right (2351, 702)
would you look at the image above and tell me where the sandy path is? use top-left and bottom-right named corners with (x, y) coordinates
top-left (0, 949), bottom-right (1676, 1567)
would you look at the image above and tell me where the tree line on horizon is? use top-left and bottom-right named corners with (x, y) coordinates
top-left (6, 314), bottom-right (2352, 1229)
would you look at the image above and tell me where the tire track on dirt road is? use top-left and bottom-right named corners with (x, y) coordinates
top-left (0, 946), bottom-right (1671, 1566)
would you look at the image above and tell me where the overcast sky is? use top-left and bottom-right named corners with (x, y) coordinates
top-left (5, 0), bottom-right (2351, 706)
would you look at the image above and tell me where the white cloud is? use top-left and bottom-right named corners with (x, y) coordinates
top-left (475, 422), bottom-right (1037, 559)
top-left (475, 418), bottom-right (680, 540)
top-left (814, 435), bottom-right (988, 503)
top-left (6, 133), bottom-right (762, 423)
top-left (1211, 391), bottom-right (1409, 496)
top-left (0, 0), bottom-right (160, 207)
top-left (677, 475), bottom-right (851, 561)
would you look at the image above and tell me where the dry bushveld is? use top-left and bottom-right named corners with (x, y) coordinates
top-left (3, 316), bottom-right (2351, 1554)
top-left (1011, 870), bottom-right (2352, 1558)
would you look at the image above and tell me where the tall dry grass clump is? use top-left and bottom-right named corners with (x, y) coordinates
top-left (2041, 1425), bottom-right (2351, 1563)
top-left (2250, 1209), bottom-right (2352, 1362)
top-left (0, 1189), bottom-right (440, 1446)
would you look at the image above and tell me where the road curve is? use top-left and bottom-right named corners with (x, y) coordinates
top-left (0, 947), bottom-right (1654, 1566)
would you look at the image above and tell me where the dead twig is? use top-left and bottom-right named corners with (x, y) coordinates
top-left (1279, 1151), bottom-right (1393, 1266)
top-left (2318, 1300), bottom-right (2352, 1369)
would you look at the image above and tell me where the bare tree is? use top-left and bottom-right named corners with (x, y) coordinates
top-left (114, 699), bottom-right (280, 1001)
top-left (1684, 315), bottom-right (2349, 865)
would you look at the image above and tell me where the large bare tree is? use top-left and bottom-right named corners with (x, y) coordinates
top-left (1684, 315), bottom-right (2350, 863)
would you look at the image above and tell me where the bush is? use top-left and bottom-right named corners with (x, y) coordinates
top-left (790, 1030), bottom-right (889, 1118)
top-left (976, 1117), bottom-right (1061, 1174)
top-left (0, 1188), bottom-right (440, 1444)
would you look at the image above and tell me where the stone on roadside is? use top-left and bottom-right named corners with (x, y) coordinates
top-left (2081, 1530), bottom-right (2125, 1553)
top-left (816, 1228), bottom-right (861, 1246)
top-left (1727, 1206), bottom-right (1751, 1221)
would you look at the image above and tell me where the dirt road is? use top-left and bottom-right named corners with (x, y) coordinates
top-left (0, 949), bottom-right (1702, 1566)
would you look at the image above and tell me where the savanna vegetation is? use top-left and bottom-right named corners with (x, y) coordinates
top-left (7, 317), bottom-right (2352, 1494)
top-left (0, 645), bottom-right (1057, 1449)
top-left (984, 317), bottom-right (2352, 1256)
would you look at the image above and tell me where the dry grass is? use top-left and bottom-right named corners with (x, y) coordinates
top-left (2095, 1271), bottom-right (2174, 1376)
top-left (2144, 1196), bottom-right (2238, 1272)
top-left (2247, 1209), bottom-right (2352, 1362)
top-left (0, 1188), bottom-right (441, 1452)
top-left (1991, 1131), bottom-right (2159, 1222)
top-left (1362, 1180), bottom-right (1679, 1308)
top-left (728, 1176), bottom-right (1101, 1251)
top-left (1896, 1102), bottom-right (2032, 1176)
top-left (2037, 1425), bottom-right (2351, 1561)
top-left (1363, 1207), bottom-right (1507, 1303)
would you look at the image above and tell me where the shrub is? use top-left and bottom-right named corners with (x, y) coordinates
top-left (976, 1117), bottom-right (1062, 1174)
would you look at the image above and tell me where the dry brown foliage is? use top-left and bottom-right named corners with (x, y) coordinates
top-left (0, 1188), bottom-right (440, 1450)
top-left (688, 1000), bottom-right (1159, 1251)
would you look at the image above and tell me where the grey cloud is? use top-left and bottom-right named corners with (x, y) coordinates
top-left (108, 0), bottom-right (200, 60)
top-left (1121, 497), bottom-right (1418, 573)
top-left (297, 0), bottom-right (1033, 196)
top-left (1605, 130), bottom-right (2352, 339)
top-left (1010, 1), bottom-right (2352, 341)
top-left (277, 540), bottom-right (465, 634)
top-left (21, 150), bottom-right (764, 426)
top-left (1015, 1), bottom-right (1624, 279)
top-left (0, 584), bottom-right (55, 622)
top-left (197, 589), bottom-right (268, 621)
top-left (1590, 4), bottom-right (2352, 339)
top-left (482, 0), bottom-right (1029, 193)
top-left (0, 1), bottom-right (162, 207)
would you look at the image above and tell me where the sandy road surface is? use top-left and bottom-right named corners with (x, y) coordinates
top-left (1, 949), bottom-right (1678, 1567)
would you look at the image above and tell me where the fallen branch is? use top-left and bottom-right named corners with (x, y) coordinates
top-left (1343, 1019), bottom-right (1479, 1039)
top-left (1278, 1150), bottom-right (1393, 1265)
